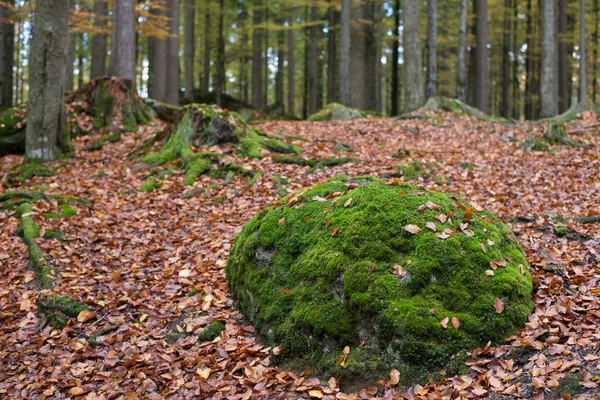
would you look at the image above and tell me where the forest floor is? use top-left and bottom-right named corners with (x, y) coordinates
top-left (1, 111), bottom-right (600, 399)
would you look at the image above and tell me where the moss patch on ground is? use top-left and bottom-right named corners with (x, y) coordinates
top-left (198, 321), bottom-right (225, 342)
top-left (38, 295), bottom-right (88, 329)
top-left (226, 176), bottom-right (533, 385)
top-left (308, 103), bottom-right (366, 122)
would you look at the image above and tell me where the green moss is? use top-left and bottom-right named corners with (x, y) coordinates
top-left (43, 230), bottom-right (66, 240)
top-left (433, 174), bottom-right (450, 186)
top-left (139, 177), bottom-right (162, 193)
top-left (198, 321), bottom-right (225, 342)
top-left (519, 137), bottom-right (549, 151)
top-left (308, 103), bottom-right (363, 121)
top-left (183, 156), bottom-right (212, 185)
top-left (238, 136), bottom-right (263, 159)
top-left (0, 190), bottom-right (47, 210)
top-left (38, 295), bottom-right (88, 329)
top-left (89, 133), bottom-right (121, 151)
top-left (272, 155), bottom-right (317, 167)
top-left (226, 176), bottom-right (533, 384)
top-left (263, 138), bottom-right (303, 155)
top-left (9, 159), bottom-right (54, 183)
top-left (334, 143), bottom-right (355, 152)
top-left (460, 162), bottom-right (474, 170)
top-left (45, 204), bottom-right (77, 219)
top-left (397, 161), bottom-right (428, 180)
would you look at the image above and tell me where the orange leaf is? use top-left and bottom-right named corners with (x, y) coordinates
top-left (452, 317), bottom-right (460, 329)
top-left (278, 217), bottom-right (285, 226)
top-left (279, 289), bottom-right (294, 295)
top-left (331, 227), bottom-right (339, 236)
top-left (440, 317), bottom-right (449, 328)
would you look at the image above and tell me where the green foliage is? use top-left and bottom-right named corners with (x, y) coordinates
top-left (139, 177), bottom-right (162, 193)
top-left (0, 190), bottom-right (47, 210)
top-left (45, 204), bottom-right (77, 219)
top-left (89, 133), bottom-right (121, 151)
top-left (226, 176), bottom-right (533, 383)
top-left (9, 159), bottom-right (54, 184)
top-left (38, 295), bottom-right (88, 329)
top-left (198, 321), bottom-right (225, 342)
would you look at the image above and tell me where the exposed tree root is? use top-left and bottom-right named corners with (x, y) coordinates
top-left (37, 295), bottom-right (88, 330)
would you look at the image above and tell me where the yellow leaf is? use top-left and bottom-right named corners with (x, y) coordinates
top-left (77, 309), bottom-right (94, 323)
top-left (196, 368), bottom-right (211, 379)
top-left (140, 313), bottom-right (148, 322)
top-left (344, 197), bottom-right (352, 208)
top-left (69, 387), bottom-right (85, 396)
top-left (309, 390), bottom-right (323, 398)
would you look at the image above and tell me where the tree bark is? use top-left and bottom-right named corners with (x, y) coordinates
top-left (474, 0), bottom-right (489, 113)
top-left (541, 0), bottom-right (557, 116)
top-left (202, 7), bottom-right (211, 94)
top-left (165, 0), bottom-right (180, 105)
top-left (559, 0), bottom-right (569, 113)
top-left (215, 0), bottom-right (225, 106)
top-left (404, 0), bottom-right (424, 112)
top-left (252, 0), bottom-right (264, 109)
top-left (65, 30), bottom-right (75, 92)
top-left (594, 0), bottom-right (599, 102)
top-left (150, 5), bottom-right (167, 101)
top-left (26, 0), bottom-right (69, 161)
top-left (287, 4), bottom-right (295, 115)
top-left (275, 22), bottom-right (285, 109)
top-left (326, 0), bottom-right (338, 105)
top-left (308, 6), bottom-right (319, 115)
top-left (501, 0), bottom-right (511, 117)
top-left (91, 0), bottom-right (107, 79)
top-left (115, 0), bottom-right (136, 82)
top-left (391, 0), bottom-right (400, 115)
top-left (183, 0), bottom-right (195, 101)
top-left (457, 0), bottom-right (467, 102)
top-left (0, 0), bottom-right (15, 107)
top-left (426, 0), bottom-right (437, 99)
top-left (339, 0), bottom-right (351, 106)
top-left (580, 0), bottom-right (588, 104)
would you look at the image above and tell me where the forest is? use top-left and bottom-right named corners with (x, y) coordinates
top-left (1, 0), bottom-right (600, 399)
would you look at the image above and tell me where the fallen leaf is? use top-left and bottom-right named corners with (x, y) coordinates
top-left (452, 317), bottom-right (460, 329)
top-left (440, 317), bottom-right (449, 328)
top-left (196, 368), bottom-right (211, 379)
top-left (426, 201), bottom-right (440, 210)
top-left (389, 368), bottom-right (400, 385)
top-left (331, 227), bottom-right (339, 236)
top-left (494, 298), bottom-right (504, 313)
top-left (344, 197), bottom-right (352, 207)
top-left (404, 224), bottom-right (421, 234)
top-left (426, 221), bottom-right (436, 231)
top-left (278, 217), bottom-right (285, 225)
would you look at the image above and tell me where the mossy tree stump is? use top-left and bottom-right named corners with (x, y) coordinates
top-left (226, 176), bottom-right (533, 384)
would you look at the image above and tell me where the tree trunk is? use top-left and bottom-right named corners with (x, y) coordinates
top-left (404, 0), bottom-right (424, 112)
top-left (0, 0), bottom-right (15, 107)
top-left (326, 0), bottom-right (338, 104)
top-left (263, 7), bottom-right (269, 107)
top-left (26, 0), bottom-right (69, 161)
top-left (287, 4), bottom-right (295, 116)
top-left (308, 6), bottom-right (319, 115)
top-left (501, 0), bottom-right (511, 118)
top-left (150, 5), bottom-right (168, 101)
top-left (115, 0), bottom-right (136, 82)
top-left (580, 0), bottom-right (588, 104)
top-left (525, 0), bottom-right (534, 119)
top-left (339, 0), bottom-right (351, 106)
top-left (426, 0), bottom-right (437, 99)
top-left (594, 0), bottom-right (599, 102)
top-left (457, 0), bottom-right (467, 102)
top-left (474, 0), bottom-right (489, 113)
top-left (541, 0), bottom-right (557, 116)
top-left (183, 0), bottom-right (195, 101)
top-left (165, 0), bottom-right (180, 105)
top-left (391, 0), bottom-right (400, 115)
top-left (91, 0), bottom-right (107, 79)
top-left (109, 7), bottom-right (117, 75)
top-left (202, 8), bottom-right (211, 94)
top-left (252, 0), bottom-right (264, 109)
top-left (275, 23), bottom-right (285, 109)
top-left (559, 0), bottom-right (569, 113)
top-left (215, 0), bottom-right (225, 106)
top-left (65, 30), bottom-right (75, 92)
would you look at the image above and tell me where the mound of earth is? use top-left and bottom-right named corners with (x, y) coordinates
top-left (226, 176), bottom-right (533, 384)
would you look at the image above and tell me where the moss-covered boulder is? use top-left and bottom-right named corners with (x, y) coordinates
top-left (309, 103), bottom-right (364, 122)
top-left (226, 176), bottom-right (533, 383)
top-left (0, 106), bottom-right (26, 155)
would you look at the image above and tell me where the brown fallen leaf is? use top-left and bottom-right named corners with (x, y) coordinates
top-left (440, 317), bottom-right (449, 328)
top-left (278, 217), bottom-right (286, 225)
top-left (404, 224), bottom-right (421, 234)
top-left (331, 227), bottom-right (339, 236)
top-left (494, 298), bottom-right (504, 313)
top-left (344, 197), bottom-right (352, 207)
top-left (452, 317), bottom-right (460, 329)
top-left (389, 368), bottom-right (400, 385)
top-left (426, 221), bottom-right (436, 231)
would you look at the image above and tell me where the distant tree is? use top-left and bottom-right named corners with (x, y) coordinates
top-left (202, 5), bottom-right (211, 94)
top-left (0, 0), bottom-right (15, 107)
top-left (404, 0), bottom-right (424, 112)
top-left (183, 0), bottom-right (195, 101)
top-left (391, 0), bottom-right (400, 115)
top-left (580, 0), bottom-right (587, 104)
top-left (287, 3), bottom-right (296, 115)
top-left (326, 0), bottom-right (338, 105)
top-left (91, 0), bottom-right (108, 79)
top-left (426, 0), bottom-right (437, 99)
top-left (164, 0), bottom-right (180, 105)
top-left (115, 0), bottom-right (136, 82)
top-left (252, 0), bottom-right (264, 109)
top-left (26, 0), bottom-right (69, 161)
top-left (456, 0), bottom-right (467, 102)
top-left (540, 0), bottom-right (557, 116)
top-left (215, 0), bottom-right (225, 106)
top-left (308, 5), bottom-right (318, 115)
top-left (339, 0), bottom-right (351, 106)
top-left (558, 0), bottom-right (569, 112)
top-left (65, 29), bottom-right (75, 91)
top-left (501, 0), bottom-right (511, 118)
top-left (474, 0), bottom-right (489, 113)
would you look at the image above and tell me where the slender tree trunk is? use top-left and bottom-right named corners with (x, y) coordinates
top-left (14, 20), bottom-right (20, 104)
top-left (183, 0), bottom-right (195, 101)
top-left (426, 0), bottom-right (437, 99)
top-left (239, 4), bottom-right (248, 103)
top-left (287, 4), bottom-right (295, 115)
top-left (540, 0), bottom-right (557, 116)
top-left (339, 0), bottom-right (351, 105)
top-left (303, 6), bottom-right (309, 118)
top-left (65, 30), bottom-right (75, 92)
top-left (474, 0), bottom-right (489, 113)
top-left (264, 7), bottom-right (269, 107)
top-left (26, 0), bottom-right (69, 161)
top-left (457, 0), bottom-right (467, 102)
top-left (78, 49), bottom-right (84, 88)
top-left (308, 6), bottom-right (318, 115)
top-left (109, 7), bottom-right (117, 75)
top-left (275, 23), bottom-right (285, 108)
top-left (327, 0), bottom-right (338, 104)
top-left (215, 0), bottom-right (225, 106)
top-left (91, 0), bottom-right (107, 79)
top-left (391, 0), bottom-right (400, 115)
top-left (115, 0), bottom-right (136, 82)
top-left (252, 0), bottom-right (264, 109)
top-left (580, 0), bottom-right (588, 104)
top-left (372, 1), bottom-right (382, 111)
top-left (512, 0), bottom-right (519, 118)
top-left (525, 0), bottom-right (533, 119)
top-left (165, 0), bottom-right (180, 105)
top-left (0, 0), bottom-right (15, 107)
top-left (404, 0), bottom-right (424, 112)
top-left (202, 8), bottom-right (211, 94)
top-left (151, 5), bottom-right (168, 101)
top-left (559, 0), bottom-right (569, 112)
top-left (501, 0), bottom-right (511, 117)
top-left (594, 0), bottom-right (599, 102)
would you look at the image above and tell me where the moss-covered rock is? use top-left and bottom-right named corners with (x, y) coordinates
top-left (38, 295), bottom-right (88, 329)
top-left (309, 103), bottom-right (364, 122)
top-left (0, 106), bottom-right (26, 155)
top-left (226, 176), bottom-right (533, 383)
